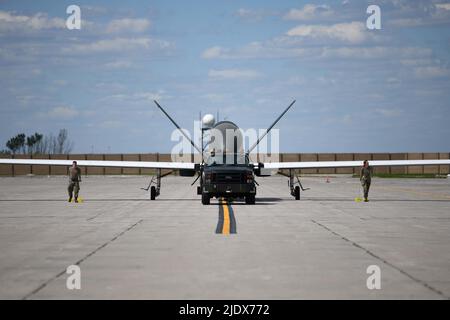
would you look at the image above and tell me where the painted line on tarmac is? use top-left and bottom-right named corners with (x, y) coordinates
top-left (215, 198), bottom-right (236, 235)
top-left (311, 219), bottom-right (448, 299)
top-left (22, 219), bottom-right (143, 300)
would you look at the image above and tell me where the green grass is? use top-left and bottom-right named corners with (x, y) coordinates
top-left (352, 173), bottom-right (448, 179)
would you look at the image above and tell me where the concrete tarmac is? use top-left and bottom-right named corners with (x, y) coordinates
top-left (0, 175), bottom-right (449, 299)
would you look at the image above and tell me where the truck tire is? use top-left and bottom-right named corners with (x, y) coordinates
top-left (294, 186), bottom-right (300, 200)
top-left (150, 186), bottom-right (156, 200)
top-left (201, 192), bottom-right (210, 205)
top-left (245, 194), bottom-right (255, 205)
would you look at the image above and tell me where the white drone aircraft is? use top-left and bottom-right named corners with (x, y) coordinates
top-left (1, 100), bottom-right (449, 204)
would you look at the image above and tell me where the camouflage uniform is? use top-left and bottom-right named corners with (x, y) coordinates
top-left (360, 166), bottom-right (372, 201)
top-left (68, 166), bottom-right (81, 201)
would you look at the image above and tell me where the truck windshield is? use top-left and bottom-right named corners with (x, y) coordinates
top-left (205, 153), bottom-right (248, 166)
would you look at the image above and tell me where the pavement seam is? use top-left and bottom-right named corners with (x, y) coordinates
top-left (21, 219), bottom-right (144, 300)
top-left (86, 209), bottom-right (107, 221)
top-left (317, 201), bottom-right (365, 221)
top-left (311, 219), bottom-right (449, 299)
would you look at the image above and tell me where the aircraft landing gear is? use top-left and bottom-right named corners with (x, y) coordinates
top-left (245, 194), bottom-right (255, 205)
top-left (294, 185), bottom-right (300, 200)
top-left (141, 168), bottom-right (161, 200)
top-left (150, 186), bottom-right (157, 200)
top-left (201, 192), bottom-right (210, 205)
top-left (288, 169), bottom-right (310, 200)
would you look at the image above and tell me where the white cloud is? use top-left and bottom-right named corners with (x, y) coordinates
top-left (202, 41), bottom-right (431, 61)
top-left (106, 18), bottom-right (150, 33)
top-left (64, 37), bottom-right (171, 54)
top-left (319, 46), bottom-right (432, 59)
top-left (81, 5), bottom-right (109, 15)
top-left (235, 8), bottom-right (276, 21)
top-left (400, 58), bottom-right (436, 66)
top-left (208, 69), bottom-right (262, 79)
top-left (284, 4), bottom-right (333, 21)
top-left (102, 91), bottom-right (166, 102)
top-left (103, 60), bottom-right (133, 69)
top-left (236, 8), bottom-right (258, 19)
top-left (201, 46), bottom-right (224, 59)
top-left (53, 80), bottom-right (68, 86)
top-left (202, 41), bottom-right (309, 59)
top-left (436, 3), bottom-right (450, 10)
top-left (387, 3), bottom-right (450, 27)
top-left (388, 18), bottom-right (424, 27)
top-left (414, 66), bottom-right (450, 78)
top-left (201, 93), bottom-right (226, 102)
top-left (0, 11), bottom-right (65, 31)
top-left (45, 106), bottom-right (79, 119)
top-left (375, 108), bottom-right (403, 117)
top-left (286, 22), bottom-right (367, 43)
top-left (324, 114), bottom-right (353, 125)
top-left (386, 77), bottom-right (401, 84)
top-left (133, 92), bottom-right (165, 101)
top-left (99, 120), bottom-right (123, 129)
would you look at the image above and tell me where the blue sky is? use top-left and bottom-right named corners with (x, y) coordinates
top-left (1, 0), bottom-right (449, 153)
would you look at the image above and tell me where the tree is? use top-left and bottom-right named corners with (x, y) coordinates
top-left (26, 136), bottom-right (35, 153)
top-left (17, 133), bottom-right (26, 153)
top-left (6, 133), bottom-right (25, 154)
top-left (55, 129), bottom-right (74, 154)
top-left (26, 132), bottom-right (43, 154)
top-left (6, 138), bottom-right (18, 154)
top-left (5, 129), bottom-right (73, 155)
top-left (33, 133), bottom-right (44, 154)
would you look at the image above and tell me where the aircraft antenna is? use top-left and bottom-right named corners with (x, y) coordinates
top-left (153, 100), bottom-right (202, 154)
top-left (246, 100), bottom-right (296, 155)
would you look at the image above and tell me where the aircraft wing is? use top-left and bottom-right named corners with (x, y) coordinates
top-left (262, 159), bottom-right (450, 170)
top-left (0, 158), bottom-right (195, 170)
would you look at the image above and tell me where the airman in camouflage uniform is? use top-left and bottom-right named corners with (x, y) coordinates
top-left (68, 161), bottom-right (81, 203)
top-left (360, 160), bottom-right (372, 202)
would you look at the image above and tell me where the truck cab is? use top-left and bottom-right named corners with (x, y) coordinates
top-left (201, 153), bottom-right (256, 205)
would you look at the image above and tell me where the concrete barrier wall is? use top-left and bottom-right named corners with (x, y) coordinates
top-left (0, 153), bottom-right (448, 176)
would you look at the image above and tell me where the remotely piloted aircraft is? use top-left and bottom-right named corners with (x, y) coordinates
top-left (1, 100), bottom-right (449, 204)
